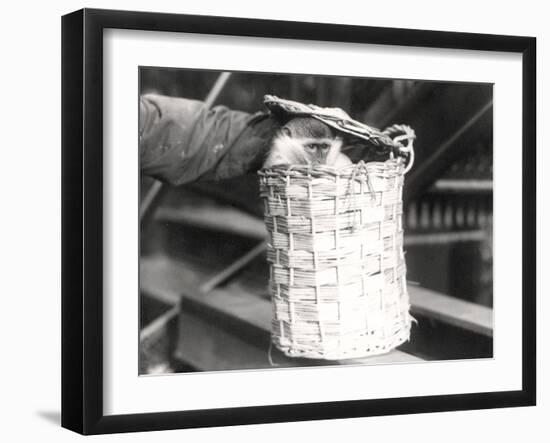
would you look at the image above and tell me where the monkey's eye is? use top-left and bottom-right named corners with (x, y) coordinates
top-left (320, 144), bottom-right (330, 151)
top-left (306, 144), bottom-right (317, 151)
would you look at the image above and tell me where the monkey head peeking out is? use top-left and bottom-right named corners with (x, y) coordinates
top-left (263, 117), bottom-right (352, 169)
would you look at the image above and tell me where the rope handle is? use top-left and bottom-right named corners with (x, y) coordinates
top-left (382, 124), bottom-right (416, 174)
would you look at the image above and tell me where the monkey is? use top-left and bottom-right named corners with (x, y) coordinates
top-left (263, 117), bottom-right (352, 169)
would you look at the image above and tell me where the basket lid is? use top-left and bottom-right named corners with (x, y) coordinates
top-left (264, 95), bottom-right (409, 149)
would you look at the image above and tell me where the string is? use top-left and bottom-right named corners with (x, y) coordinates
top-left (267, 339), bottom-right (280, 367)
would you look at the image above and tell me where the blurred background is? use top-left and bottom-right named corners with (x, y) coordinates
top-left (139, 68), bottom-right (493, 374)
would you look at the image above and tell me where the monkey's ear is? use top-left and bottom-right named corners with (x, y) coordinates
top-left (281, 126), bottom-right (292, 137)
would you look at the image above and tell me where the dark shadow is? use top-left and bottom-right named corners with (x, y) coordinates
top-left (36, 410), bottom-right (61, 426)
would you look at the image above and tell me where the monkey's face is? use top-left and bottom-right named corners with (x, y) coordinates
top-left (263, 117), bottom-right (347, 169)
top-left (304, 141), bottom-right (332, 165)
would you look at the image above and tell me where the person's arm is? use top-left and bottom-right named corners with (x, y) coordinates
top-left (139, 93), bottom-right (279, 185)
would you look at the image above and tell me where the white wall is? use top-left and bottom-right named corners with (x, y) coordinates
top-left (0, 0), bottom-right (546, 441)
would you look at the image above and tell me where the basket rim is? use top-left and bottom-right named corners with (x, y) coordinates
top-left (258, 159), bottom-right (404, 179)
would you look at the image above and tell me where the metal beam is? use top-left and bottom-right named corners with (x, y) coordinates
top-left (404, 100), bottom-right (493, 202)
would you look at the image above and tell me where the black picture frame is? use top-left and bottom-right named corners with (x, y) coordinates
top-left (61, 8), bottom-right (536, 435)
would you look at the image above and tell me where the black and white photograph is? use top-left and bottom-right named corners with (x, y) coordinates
top-left (138, 68), bottom-right (494, 374)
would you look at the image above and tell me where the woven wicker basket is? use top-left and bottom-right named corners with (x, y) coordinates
top-left (259, 147), bottom-right (415, 359)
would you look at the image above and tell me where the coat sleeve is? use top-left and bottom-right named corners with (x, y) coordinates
top-left (139, 93), bottom-right (279, 185)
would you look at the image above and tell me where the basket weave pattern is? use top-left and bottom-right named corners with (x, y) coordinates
top-left (259, 160), bottom-right (413, 360)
